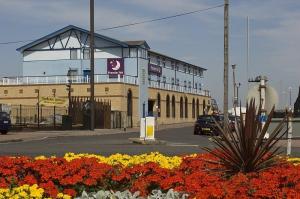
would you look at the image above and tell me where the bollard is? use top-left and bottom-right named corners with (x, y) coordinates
top-left (287, 111), bottom-right (293, 156)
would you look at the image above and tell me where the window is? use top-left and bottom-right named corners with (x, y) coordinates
top-left (196, 99), bottom-right (200, 117)
top-left (162, 58), bottom-right (166, 67)
top-left (130, 48), bottom-right (137, 57)
top-left (176, 78), bottom-right (179, 86)
top-left (185, 97), bottom-right (188, 118)
top-left (184, 66), bottom-right (187, 73)
top-left (184, 81), bottom-right (187, 89)
top-left (70, 49), bottom-right (77, 59)
top-left (19, 89), bottom-right (23, 94)
top-left (172, 95), bottom-right (176, 118)
top-left (83, 49), bottom-right (90, 59)
top-left (163, 76), bottom-right (166, 83)
top-left (175, 63), bottom-right (179, 71)
top-left (166, 95), bottom-right (170, 118)
top-left (180, 97), bottom-right (184, 118)
top-left (192, 98), bottom-right (195, 118)
top-left (199, 83), bottom-right (202, 90)
top-left (4, 90), bottom-right (8, 94)
top-left (188, 81), bottom-right (191, 89)
top-left (195, 69), bottom-right (198, 76)
top-left (157, 56), bottom-right (161, 66)
top-left (171, 78), bottom-right (175, 86)
top-left (157, 93), bottom-right (161, 117)
top-left (195, 83), bottom-right (197, 89)
top-left (188, 66), bottom-right (191, 74)
top-left (171, 61), bottom-right (175, 70)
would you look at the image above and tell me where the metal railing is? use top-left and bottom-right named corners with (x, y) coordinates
top-left (1, 74), bottom-right (139, 85)
top-left (148, 80), bottom-right (210, 96)
top-left (1, 75), bottom-right (210, 96)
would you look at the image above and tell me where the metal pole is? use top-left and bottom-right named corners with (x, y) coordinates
top-left (224, 0), bottom-right (229, 126)
top-left (37, 90), bottom-right (40, 129)
top-left (232, 64), bottom-right (236, 108)
top-left (246, 16), bottom-right (249, 89)
top-left (90, 0), bottom-right (95, 130)
top-left (289, 87), bottom-right (292, 108)
top-left (287, 111), bottom-right (293, 155)
top-left (53, 90), bottom-right (56, 129)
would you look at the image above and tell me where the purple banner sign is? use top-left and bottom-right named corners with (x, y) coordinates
top-left (148, 63), bottom-right (162, 75)
top-left (107, 58), bottom-right (124, 75)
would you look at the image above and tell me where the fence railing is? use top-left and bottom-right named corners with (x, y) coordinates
top-left (1, 75), bottom-right (209, 96)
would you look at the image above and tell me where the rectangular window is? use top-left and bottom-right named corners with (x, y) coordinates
top-left (171, 61), bottom-right (175, 70)
top-left (176, 78), bottom-right (179, 86)
top-left (4, 90), bottom-right (8, 94)
top-left (70, 49), bottom-right (77, 59)
top-left (162, 58), bottom-right (166, 67)
top-left (184, 81), bottom-right (187, 89)
top-left (184, 66), bottom-right (187, 73)
top-left (163, 76), bottom-right (166, 84)
top-left (188, 81), bottom-right (191, 89)
top-left (188, 66), bottom-right (191, 74)
top-left (83, 49), bottom-right (90, 59)
top-left (171, 78), bottom-right (175, 86)
top-left (130, 48), bottom-right (137, 57)
top-left (19, 89), bottom-right (23, 94)
top-left (157, 56), bottom-right (161, 66)
top-left (195, 83), bottom-right (197, 89)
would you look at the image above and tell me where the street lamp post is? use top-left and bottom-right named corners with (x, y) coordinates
top-left (232, 64), bottom-right (237, 108)
top-left (288, 87), bottom-right (292, 109)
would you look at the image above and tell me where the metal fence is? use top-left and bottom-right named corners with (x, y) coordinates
top-left (10, 104), bottom-right (68, 129)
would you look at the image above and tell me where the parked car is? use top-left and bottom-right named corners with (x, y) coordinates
top-left (194, 115), bottom-right (223, 136)
top-left (0, 112), bottom-right (11, 134)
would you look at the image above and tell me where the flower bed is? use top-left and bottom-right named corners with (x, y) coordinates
top-left (0, 152), bottom-right (299, 198)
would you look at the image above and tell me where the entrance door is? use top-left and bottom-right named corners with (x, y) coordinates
top-left (148, 100), bottom-right (155, 116)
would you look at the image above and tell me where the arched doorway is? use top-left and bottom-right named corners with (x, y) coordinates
top-left (185, 97), bottom-right (188, 118)
top-left (157, 93), bottom-right (161, 117)
top-left (166, 95), bottom-right (170, 118)
top-left (172, 95), bottom-right (176, 118)
top-left (180, 97), bottom-right (184, 118)
top-left (192, 98), bottom-right (195, 118)
top-left (127, 89), bottom-right (133, 128)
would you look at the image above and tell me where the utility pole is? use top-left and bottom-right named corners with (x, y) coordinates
top-left (224, 0), bottom-right (229, 126)
top-left (90, 0), bottom-right (95, 130)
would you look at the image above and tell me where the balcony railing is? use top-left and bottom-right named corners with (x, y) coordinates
top-left (1, 75), bottom-right (138, 85)
top-left (148, 80), bottom-right (210, 97)
top-left (1, 75), bottom-right (210, 96)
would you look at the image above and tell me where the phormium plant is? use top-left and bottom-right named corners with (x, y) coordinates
top-left (203, 99), bottom-right (288, 175)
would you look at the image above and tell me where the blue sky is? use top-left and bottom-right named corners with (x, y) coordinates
top-left (0, 0), bottom-right (299, 109)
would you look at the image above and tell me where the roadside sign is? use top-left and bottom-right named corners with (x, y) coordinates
top-left (40, 97), bottom-right (67, 107)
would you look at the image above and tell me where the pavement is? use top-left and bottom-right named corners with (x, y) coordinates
top-left (0, 122), bottom-right (194, 143)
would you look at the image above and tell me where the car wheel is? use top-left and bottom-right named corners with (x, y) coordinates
top-left (1, 130), bottom-right (8, 135)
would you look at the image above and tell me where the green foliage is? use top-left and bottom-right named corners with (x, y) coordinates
top-left (203, 99), bottom-right (287, 175)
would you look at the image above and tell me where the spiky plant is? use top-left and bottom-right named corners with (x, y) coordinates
top-left (203, 99), bottom-right (288, 175)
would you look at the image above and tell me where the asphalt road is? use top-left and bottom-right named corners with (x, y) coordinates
top-left (1, 126), bottom-right (299, 157)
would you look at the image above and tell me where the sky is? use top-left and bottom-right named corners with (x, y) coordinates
top-left (0, 0), bottom-right (299, 110)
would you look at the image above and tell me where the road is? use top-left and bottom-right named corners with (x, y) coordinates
top-left (0, 126), bottom-right (299, 157)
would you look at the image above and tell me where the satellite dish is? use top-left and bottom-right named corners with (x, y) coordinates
top-left (246, 84), bottom-right (278, 113)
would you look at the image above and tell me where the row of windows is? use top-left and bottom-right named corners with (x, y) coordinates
top-left (156, 93), bottom-right (207, 119)
top-left (149, 77), bottom-right (203, 90)
top-left (151, 55), bottom-right (203, 76)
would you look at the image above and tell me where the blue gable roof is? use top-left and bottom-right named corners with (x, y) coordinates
top-left (16, 25), bottom-right (129, 52)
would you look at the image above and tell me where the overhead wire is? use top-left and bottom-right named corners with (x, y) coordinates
top-left (0, 3), bottom-right (224, 46)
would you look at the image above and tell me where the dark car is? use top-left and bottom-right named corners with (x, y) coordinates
top-left (194, 115), bottom-right (223, 136)
top-left (0, 112), bottom-right (11, 134)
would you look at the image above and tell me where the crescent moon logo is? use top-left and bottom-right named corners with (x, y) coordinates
top-left (112, 60), bottom-right (121, 71)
